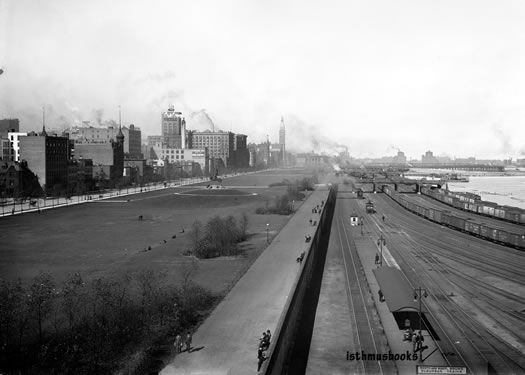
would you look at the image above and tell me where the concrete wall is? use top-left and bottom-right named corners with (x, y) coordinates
top-left (263, 185), bottom-right (337, 375)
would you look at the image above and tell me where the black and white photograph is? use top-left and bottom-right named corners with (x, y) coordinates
top-left (0, 0), bottom-right (524, 374)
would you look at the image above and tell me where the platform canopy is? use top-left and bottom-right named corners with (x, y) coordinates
top-left (373, 267), bottom-right (437, 335)
top-left (373, 266), bottom-right (427, 313)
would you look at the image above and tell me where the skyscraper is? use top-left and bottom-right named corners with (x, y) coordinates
top-left (161, 105), bottom-right (186, 148)
top-left (279, 116), bottom-right (286, 164)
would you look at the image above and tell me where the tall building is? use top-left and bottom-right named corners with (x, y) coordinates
top-left (186, 130), bottom-right (234, 167)
top-left (279, 116), bottom-right (286, 164)
top-left (7, 132), bottom-right (27, 162)
top-left (161, 105), bottom-right (186, 148)
top-left (69, 124), bottom-right (142, 158)
top-left (0, 119), bottom-right (20, 138)
top-left (392, 151), bottom-right (407, 165)
top-left (19, 128), bottom-right (69, 192)
top-left (230, 134), bottom-right (249, 169)
top-left (147, 135), bottom-right (164, 147)
top-left (421, 151), bottom-right (438, 165)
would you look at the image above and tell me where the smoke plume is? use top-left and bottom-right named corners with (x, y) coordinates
top-left (188, 109), bottom-right (217, 131)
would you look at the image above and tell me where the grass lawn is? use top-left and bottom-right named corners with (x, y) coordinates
top-left (0, 169), bottom-right (315, 295)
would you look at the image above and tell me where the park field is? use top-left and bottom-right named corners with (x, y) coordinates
top-left (0, 169), bottom-right (317, 294)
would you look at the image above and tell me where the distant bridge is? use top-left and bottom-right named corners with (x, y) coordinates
top-left (355, 163), bottom-right (504, 172)
top-left (415, 164), bottom-right (504, 172)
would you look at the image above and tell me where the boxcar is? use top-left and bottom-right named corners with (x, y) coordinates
top-left (498, 230), bottom-right (510, 245)
top-left (466, 203), bottom-right (478, 213)
top-left (481, 204), bottom-right (496, 216)
top-left (465, 220), bottom-right (480, 236)
top-left (493, 206), bottom-right (506, 219)
top-left (449, 215), bottom-right (466, 231)
top-left (441, 212), bottom-right (453, 226)
top-left (427, 208), bottom-right (436, 221)
top-left (480, 225), bottom-right (499, 241)
top-left (434, 209), bottom-right (443, 223)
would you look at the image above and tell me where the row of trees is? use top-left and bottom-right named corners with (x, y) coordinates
top-left (0, 269), bottom-right (214, 374)
top-left (189, 214), bottom-right (249, 259)
top-left (268, 176), bottom-right (319, 192)
top-left (257, 176), bottom-right (318, 215)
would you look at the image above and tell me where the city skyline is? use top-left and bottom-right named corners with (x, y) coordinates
top-left (1, 0), bottom-right (525, 159)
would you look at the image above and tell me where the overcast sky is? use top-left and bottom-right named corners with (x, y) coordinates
top-left (1, 0), bottom-right (525, 159)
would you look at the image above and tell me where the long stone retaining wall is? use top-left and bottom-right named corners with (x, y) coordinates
top-left (263, 184), bottom-right (338, 374)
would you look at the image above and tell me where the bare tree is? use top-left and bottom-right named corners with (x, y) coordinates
top-left (240, 212), bottom-right (249, 240)
top-left (190, 220), bottom-right (203, 252)
top-left (181, 259), bottom-right (199, 291)
top-left (62, 272), bottom-right (85, 331)
top-left (28, 272), bottom-right (55, 345)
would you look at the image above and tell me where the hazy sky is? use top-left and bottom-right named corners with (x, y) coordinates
top-left (1, 0), bottom-right (525, 159)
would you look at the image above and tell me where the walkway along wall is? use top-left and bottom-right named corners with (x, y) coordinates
top-left (263, 185), bottom-right (337, 374)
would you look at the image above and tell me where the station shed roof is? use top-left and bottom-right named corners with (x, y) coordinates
top-left (373, 266), bottom-right (427, 313)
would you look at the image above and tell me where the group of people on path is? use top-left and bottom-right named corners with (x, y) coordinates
top-left (257, 330), bottom-right (271, 372)
top-left (173, 332), bottom-right (193, 354)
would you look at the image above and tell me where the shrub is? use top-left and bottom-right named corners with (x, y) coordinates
top-left (189, 214), bottom-right (249, 259)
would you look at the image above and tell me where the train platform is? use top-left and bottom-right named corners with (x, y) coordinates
top-left (352, 233), bottom-right (449, 374)
top-left (305, 220), bottom-right (355, 374)
top-left (160, 187), bottom-right (331, 375)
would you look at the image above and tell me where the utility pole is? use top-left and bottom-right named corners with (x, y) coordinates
top-left (377, 233), bottom-right (386, 266)
top-left (413, 287), bottom-right (428, 362)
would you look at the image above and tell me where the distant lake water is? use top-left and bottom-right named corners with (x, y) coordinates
top-left (448, 176), bottom-right (525, 210)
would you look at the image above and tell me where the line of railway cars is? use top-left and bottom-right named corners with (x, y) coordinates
top-left (420, 186), bottom-right (525, 225)
top-left (383, 186), bottom-right (525, 250)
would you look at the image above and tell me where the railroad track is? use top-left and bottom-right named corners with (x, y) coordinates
top-left (367, 195), bottom-right (525, 373)
top-left (404, 238), bottom-right (525, 374)
top-left (334, 199), bottom-right (394, 375)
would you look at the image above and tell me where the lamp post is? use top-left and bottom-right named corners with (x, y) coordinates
top-left (413, 287), bottom-right (428, 334)
top-left (414, 287), bottom-right (428, 361)
top-left (266, 223), bottom-right (269, 244)
top-left (377, 233), bottom-right (386, 266)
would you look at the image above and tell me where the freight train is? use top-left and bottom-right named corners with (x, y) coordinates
top-left (383, 186), bottom-right (525, 250)
top-left (420, 186), bottom-right (525, 225)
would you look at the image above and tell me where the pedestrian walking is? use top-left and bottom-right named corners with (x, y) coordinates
top-left (257, 346), bottom-right (266, 372)
top-left (185, 332), bottom-right (192, 352)
top-left (375, 253), bottom-right (380, 265)
top-left (174, 334), bottom-right (182, 353)
top-left (382, 214), bottom-right (385, 222)
top-left (266, 330), bottom-right (271, 343)
top-left (416, 332), bottom-right (424, 352)
top-left (412, 332), bottom-right (417, 354)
